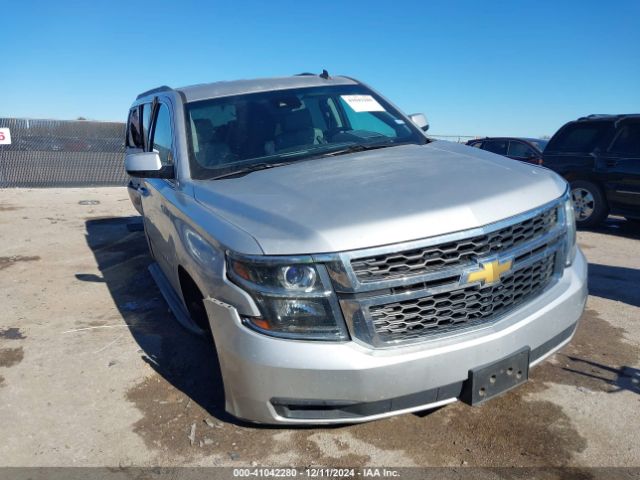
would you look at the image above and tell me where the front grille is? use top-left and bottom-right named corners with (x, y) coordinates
top-left (351, 206), bottom-right (558, 282)
top-left (368, 253), bottom-right (557, 343)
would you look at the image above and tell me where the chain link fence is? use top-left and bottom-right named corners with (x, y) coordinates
top-left (0, 118), bottom-right (127, 187)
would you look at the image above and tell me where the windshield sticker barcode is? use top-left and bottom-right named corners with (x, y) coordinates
top-left (340, 95), bottom-right (385, 113)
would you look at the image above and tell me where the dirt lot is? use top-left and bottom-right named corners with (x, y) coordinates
top-left (0, 188), bottom-right (638, 468)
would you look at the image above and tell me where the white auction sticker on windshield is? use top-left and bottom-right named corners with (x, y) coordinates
top-left (340, 95), bottom-right (385, 112)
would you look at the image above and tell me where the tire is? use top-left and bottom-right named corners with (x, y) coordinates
top-left (184, 290), bottom-right (211, 335)
top-left (180, 271), bottom-right (212, 336)
top-left (570, 180), bottom-right (608, 228)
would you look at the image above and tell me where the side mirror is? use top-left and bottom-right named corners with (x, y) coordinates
top-left (408, 113), bottom-right (429, 132)
top-left (125, 151), bottom-right (174, 178)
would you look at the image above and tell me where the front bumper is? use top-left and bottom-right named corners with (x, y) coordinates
top-left (204, 249), bottom-right (587, 425)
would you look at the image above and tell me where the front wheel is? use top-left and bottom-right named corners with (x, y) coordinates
top-left (570, 180), bottom-right (608, 227)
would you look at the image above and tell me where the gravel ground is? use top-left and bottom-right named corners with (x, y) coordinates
top-left (0, 188), bottom-right (638, 468)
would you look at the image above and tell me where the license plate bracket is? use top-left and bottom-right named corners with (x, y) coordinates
top-left (461, 348), bottom-right (530, 406)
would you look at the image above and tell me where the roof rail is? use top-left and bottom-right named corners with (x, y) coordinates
top-left (295, 70), bottom-right (330, 79)
top-left (614, 113), bottom-right (640, 127)
top-left (576, 114), bottom-right (615, 121)
top-left (575, 113), bottom-right (640, 126)
top-left (136, 86), bottom-right (173, 100)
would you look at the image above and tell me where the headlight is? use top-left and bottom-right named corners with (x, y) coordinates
top-left (229, 258), bottom-right (322, 293)
top-left (563, 191), bottom-right (577, 266)
top-left (281, 265), bottom-right (317, 291)
top-left (227, 253), bottom-right (349, 341)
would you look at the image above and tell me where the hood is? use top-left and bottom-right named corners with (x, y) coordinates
top-left (193, 141), bottom-right (567, 255)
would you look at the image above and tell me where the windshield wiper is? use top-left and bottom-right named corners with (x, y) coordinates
top-left (317, 142), bottom-right (401, 158)
top-left (211, 162), bottom-right (292, 180)
top-left (209, 142), bottom-right (407, 179)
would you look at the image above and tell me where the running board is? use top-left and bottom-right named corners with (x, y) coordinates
top-left (148, 262), bottom-right (204, 336)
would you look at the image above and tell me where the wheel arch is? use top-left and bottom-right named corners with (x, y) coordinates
top-left (177, 264), bottom-right (211, 333)
top-left (178, 265), bottom-right (201, 297)
top-left (563, 171), bottom-right (603, 185)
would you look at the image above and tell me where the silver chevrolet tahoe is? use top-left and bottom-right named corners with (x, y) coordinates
top-left (124, 73), bottom-right (587, 425)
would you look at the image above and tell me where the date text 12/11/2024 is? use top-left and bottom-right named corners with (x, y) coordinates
top-left (232, 468), bottom-right (400, 477)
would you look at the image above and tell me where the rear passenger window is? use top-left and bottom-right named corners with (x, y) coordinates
top-left (608, 123), bottom-right (640, 156)
top-left (546, 122), bottom-right (612, 153)
top-left (126, 107), bottom-right (143, 148)
top-left (151, 104), bottom-right (173, 166)
top-left (483, 140), bottom-right (508, 155)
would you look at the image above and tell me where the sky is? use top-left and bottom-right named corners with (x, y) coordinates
top-left (1, 0), bottom-right (639, 137)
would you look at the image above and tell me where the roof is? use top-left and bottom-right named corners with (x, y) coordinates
top-left (575, 113), bottom-right (640, 122)
top-left (139, 75), bottom-right (359, 103)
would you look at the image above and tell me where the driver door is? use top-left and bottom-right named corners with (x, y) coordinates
top-left (139, 100), bottom-right (180, 288)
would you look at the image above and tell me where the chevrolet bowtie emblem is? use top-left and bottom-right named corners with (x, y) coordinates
top-left (465, 258), bottom-right (513, 285)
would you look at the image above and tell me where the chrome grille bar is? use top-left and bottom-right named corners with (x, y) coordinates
top-left (351, 206), bottom-right (557, 283)
top-left (318, 197), bottom-right (565, 294)
top-left (317, 197), bottom-right (568, 347)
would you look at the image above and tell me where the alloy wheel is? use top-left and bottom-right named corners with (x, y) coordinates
top-left (571, 187), bottom-right (595, 221)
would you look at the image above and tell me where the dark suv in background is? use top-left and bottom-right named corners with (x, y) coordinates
top-left (467, 137), bottom-right (547, 165)
top-left (543, 114), bottom-right (640, 227)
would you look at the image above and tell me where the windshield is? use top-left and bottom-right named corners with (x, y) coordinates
top-left (529, 139), bottom-right (548, 152)
top-left (185, 85), bottom-right (427, 179)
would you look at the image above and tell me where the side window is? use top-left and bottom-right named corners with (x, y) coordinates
top-left (126, 107), bottom-right (143, 148)
top-left (546, 122), bottom-right (613, 153)
top-left (469, 141), bottom-right (483, 149)
top-left (608, 123), bottom-right (640, 157)
top-left (483, 140), bottom-right (508, 155)
top-left (141, 103), bottom-right (152, 150)
top-left (151, 104), bottom-right (174, 166)
top-left (508, 141), bottom-right (534, 158)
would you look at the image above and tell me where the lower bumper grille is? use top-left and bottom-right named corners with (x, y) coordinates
top-left (369, 252), bottom-right (557, 343)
